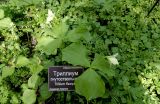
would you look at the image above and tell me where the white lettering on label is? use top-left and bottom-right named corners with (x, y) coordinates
top-left (50, 78), bottom-right (75, 82)
top-left (60, 88), bottom-right (68, 91)
top-left (55, 82), bottom-right (65, 86)
top-left (66, 82), bottom-right (74, 86)
top-left (53, 71), bottom-right (79, 77)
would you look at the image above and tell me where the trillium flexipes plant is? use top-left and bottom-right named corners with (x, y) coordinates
top-left (0, 0), bottom-right (160, 104)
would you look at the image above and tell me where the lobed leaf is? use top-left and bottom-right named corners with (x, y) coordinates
top-left (39, 83), bottom-right (52, 100)
top-left (66, 26), bottom-right (92, 42)
top-left (75, 69), bottom-right (105, 100)
top-left (28, 74), bottom-right (41, 89)
top-left (91, 54), bottom-right (115, 76)
top-left (62, 43), bottom-right (90, 67)
top-left (22, 89), bottom-right (36, 104)
top-left (36, 36), bottom-right (62, 55)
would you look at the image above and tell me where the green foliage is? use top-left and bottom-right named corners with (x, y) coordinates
top-left (75, 69), bottom-right (105, 100)
top-left (39, 83), bottom-right (52, 100)
top-left (22, 89), bottom-right (36, 104)
top-left (16, 56), bottom-right (30, 67)
top-left (9, 0), bottom-right (43, 7)
top-left (91, 54), bottom-right (115, 76)
top-left (51, 22), bottom-right (69, 38)
top-left (28, 74), bottom-right (41, 89)
top-left (0, 0), bottom-right (160, 103)
top-left (28, 57), bottom-right (43, 74)
top-left (36, 36), bottom-right (61, 55)
top-left (0, 85), bottom-right (9, 104)
top-left (2, 66), bottom-right (15, 78)
top-left (62, 43), bottom-right (90, 67)
top-left (0, 9), bottom-right (4, 19)
top-left (0, 17), bottom-right (13, 28)
top-left (66, 25), bottom-right (92, 42)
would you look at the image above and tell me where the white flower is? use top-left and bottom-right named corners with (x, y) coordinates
top-left (40, 23), bottom-right (45, 28)
top-left (46, 9), bottom-right (55, 24)
top-left (107, 53), bottom-right (119, 65)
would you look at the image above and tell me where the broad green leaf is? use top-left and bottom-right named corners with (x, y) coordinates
top-left (39, 83), bottom-right (52, 100)
top-left (66, 29), bottom-right (82, 42)
top-left (2, 66), bottom-right (15, 78)
top-left (28, 74), bottom-right (41, 89)
top-left (62, 43), bottom-right (90, 67)
top-left (66, 27), bottom-right (92, 42)
top-left (52, 22), bottom-right (68, 38)
top-left (28, 57), bottom-right (43, 74)
top-left (0, 9), bottom-right (4, 19)
top-left (75, 69), bottom-right (105, 100)
top-left (0, 17), bottom-right (13, 28)
top-left (91, 54), bottom-right (115, 76)
top-left (43, 28), bottom-right (54, 36)
top-left (22, 89), bottom-right (36, 104)
top-left (16, 56), bottom-right (30, 67)
top-left (29, 64), bottom-right (43, 74)
top-left (36, 36), bottom-right (62, 55)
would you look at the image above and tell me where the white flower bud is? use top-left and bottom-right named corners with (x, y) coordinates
top-left (46, 9), bottom-right (55, 24)
top-left (107, 53), bottom-right (119, 65)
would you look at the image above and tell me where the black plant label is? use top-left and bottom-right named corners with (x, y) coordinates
top-left (48, 66), bottom-right (83, 91)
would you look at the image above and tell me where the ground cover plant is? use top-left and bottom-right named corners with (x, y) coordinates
top-left (0, 0), bottom-right (160, 104)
